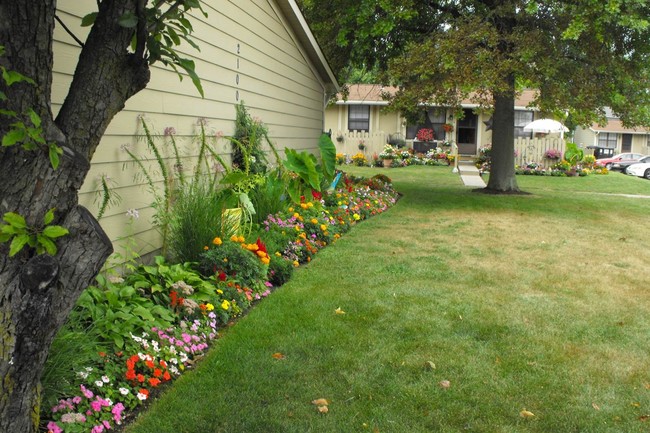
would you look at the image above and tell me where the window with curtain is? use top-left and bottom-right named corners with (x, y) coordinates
top-left (598, 132), bottom-right (618, 148)
top-left (514, 111), bottom-right (533, 138)
top-left (348, 105), bottom-right (370, 132)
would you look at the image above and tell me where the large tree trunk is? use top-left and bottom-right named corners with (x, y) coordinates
top-left (486, 78), bottom-right (520, 193)
top-left (0, 1), bottom-right (150, 431)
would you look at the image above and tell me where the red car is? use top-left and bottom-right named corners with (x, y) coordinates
top-left (595, 153), bottom-right (646, 170)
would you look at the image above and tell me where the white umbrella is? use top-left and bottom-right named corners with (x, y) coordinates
top-left (523, 118), bottom-right (569, 138)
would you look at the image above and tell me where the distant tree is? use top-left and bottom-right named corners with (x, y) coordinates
top-left (0, 1), bottom-right (204, 431)
top-left (299, 0), bottom-right (650, 192)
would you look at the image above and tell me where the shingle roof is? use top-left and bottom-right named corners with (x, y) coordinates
top-left (336, 84), bottom-right (537, 108)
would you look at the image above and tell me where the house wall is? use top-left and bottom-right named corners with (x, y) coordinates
top-left (53, 0), bottom-right (331, 257)
top-left (574, 127), bottom-right (650, 155)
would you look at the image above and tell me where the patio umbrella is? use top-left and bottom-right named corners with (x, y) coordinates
top-left (523, 118), bottom-right (569, 138)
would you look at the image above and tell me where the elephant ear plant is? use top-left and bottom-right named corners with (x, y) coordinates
top-left (282, 133), bottom-right (337, 203)
top-left (563, 142), bottom-right (584, 167)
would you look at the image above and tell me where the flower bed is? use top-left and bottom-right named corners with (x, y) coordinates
top-left (42, 173), bottom-right (398, 433)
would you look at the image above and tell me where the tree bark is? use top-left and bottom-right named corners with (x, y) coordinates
top-left (486, 73), bottom-right (520, 193)
top-left (0, 1), bottom-right (151, 431)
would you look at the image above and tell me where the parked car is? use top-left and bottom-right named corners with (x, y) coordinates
top-left (595, 153), bottom-right (646, 170)
top-left (625, 156), bottom-right (650, 179)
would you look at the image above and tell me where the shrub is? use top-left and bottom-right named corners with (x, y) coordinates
top-left (268, 254), bottom-right (294, 287)
top-left (198, 238), bottom-right (268, 289)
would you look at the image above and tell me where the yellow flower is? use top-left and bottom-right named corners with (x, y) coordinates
top-left (217, 289), bottom-right (223, 294)
top-left (203, 246), bottom-right (209, 250)
top-left (353, 213), bottom-right (360, 221)
top-left (293, 212), bottom-right (300, 219)
top-left (212, 237), bottom-right (222, 246)
top-left (320, 224), bottom-right (327, 231)
top-left (206, 303), bottom-right (215, 311)
top-left (256, 250), bottom-right (266, 257)
top-left (288, 207), bottom-right (294, 212)
top-left (293, 260), bottom-right (299, 267)
top-left (237, 236), bottom-right (245, 243)
top-left (299, 232), bottom-right (307, 239)
top-left (221, 300), bottom-right (231, 310)
top-left (307, 202), bottom-right (314, 208)
top-left (275, 251), bottom-right (281, 257)
top-left (223, 258), bottom-right (228, 262)
top-left (311, 218), bottom-right (318, 224)
top-left (295, 225), bottom-right (301, 231)
top-left (230, 234), bottom-right (238, 242)
top-left (300, 203), bottom-right (308, 209)
top-left (261, 257), bottom-right (270, 265)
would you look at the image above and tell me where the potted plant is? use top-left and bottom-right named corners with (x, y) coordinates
top-left (336, 134), bottom-right (344, 143)
top-left (544, 148), bottom-right (562, 160)
top-left (379, 144), bottom-right (397, 167)
top-left (416, 128), bottom-right (434, 142)
top-left (442, 123), bottom-right (454, 133)
top-left (358, 140), bottom-right (366, 150)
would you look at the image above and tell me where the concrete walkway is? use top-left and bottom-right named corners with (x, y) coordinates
top-left (457, 162), bottom-right (486, 188)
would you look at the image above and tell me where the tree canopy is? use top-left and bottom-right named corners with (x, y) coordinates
top-left (299, 0), bottom-right (650, 191)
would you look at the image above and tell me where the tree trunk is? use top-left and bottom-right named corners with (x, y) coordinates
top-left (0, 1), bottom-right (150, 431)
top-left (486, 75), bottom-right (520, 193)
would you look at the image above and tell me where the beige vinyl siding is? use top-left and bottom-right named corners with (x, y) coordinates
top-left (52, 0), bottom-right (331, 256)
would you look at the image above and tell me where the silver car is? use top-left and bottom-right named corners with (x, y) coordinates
top-left (625, 156), bottom-right (650, 179)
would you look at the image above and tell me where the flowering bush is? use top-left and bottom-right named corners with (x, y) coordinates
top-left (544, 148), bottom-right (562, 159)
top-left (416, 128), bottom-right (434, 142)
top-left (351, 152), bottom-right (368, 166)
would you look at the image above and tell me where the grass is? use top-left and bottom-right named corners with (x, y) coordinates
top-left (126, 166), bottom-right (650, 433)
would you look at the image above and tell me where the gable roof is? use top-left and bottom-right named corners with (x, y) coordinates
top-left (590, 118), bottom-right (650, 134)
top-left (276, 0), bottom-right (339, 94)
top-left (335, 84), bottom-right (537, 109)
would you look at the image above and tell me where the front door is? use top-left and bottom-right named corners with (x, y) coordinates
top-left (456, 109), bottom-right (478, 155)
top-left (622, 134), bottom-right (632, 152)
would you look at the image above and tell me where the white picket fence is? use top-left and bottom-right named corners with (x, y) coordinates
top-left (514, 138), bottom-right (566, 168)
top-left (333, 131), bottom-right (391, 156)
top-left (333, 132), bottom-right (566, 168)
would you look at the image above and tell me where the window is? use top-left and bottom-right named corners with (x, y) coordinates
top-left (406, 108), bottom-right (447, 140)
top-left (514, 111), bottom-right (533, 138)
top-left (427, 109), bottom-right (446, 140)
top-left (598, 132), bottom-right (618, 148)
top-left (348, 105), bottom-right (370, 132)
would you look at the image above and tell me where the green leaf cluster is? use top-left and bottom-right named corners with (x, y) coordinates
top-left (0, 209), bottom-right (69, 257)
top-left (1, 47), bottom-right (63, 168)
top-left (282, 133), bottom-right (336, 203)
top-left (72, 273), bottom-right (176, 349)
top-left (82, 1), bottom-right (208, 97)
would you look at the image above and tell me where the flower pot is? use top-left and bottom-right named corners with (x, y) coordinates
top-left (382, 159), bottom-right (393, 168)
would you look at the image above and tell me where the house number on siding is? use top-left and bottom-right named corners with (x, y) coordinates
top-left (236, 43), bottom-right (240, 101)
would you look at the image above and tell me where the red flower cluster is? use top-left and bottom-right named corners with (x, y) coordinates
top-left (416, 128), bottom-right (434, 142)
top-left (125, 354), bottom-right (172, 388)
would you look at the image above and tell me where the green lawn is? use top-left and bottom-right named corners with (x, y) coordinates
top-left (127, 166), bottom-right (650, 433)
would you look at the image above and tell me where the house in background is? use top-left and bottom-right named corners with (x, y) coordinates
top-left (574, 109), bottom-right (650, 158)
top-left (53, 0), bottom-right (337, 257)
top-left (326, 85), bottom-right (561, 164)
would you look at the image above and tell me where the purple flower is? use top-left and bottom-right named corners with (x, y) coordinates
top-left (164, 126), bottom-right (176, 136)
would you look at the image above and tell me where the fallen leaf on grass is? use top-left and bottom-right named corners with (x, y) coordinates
top-left (439, 380), bottom-right (450, 389)
top-left (639, 415), bottom-right (650, 422)
top-left (272, 352), bottom-right (285, 360)
top-left (317, 405), bottom-right (329, 413)
top-left (424, 361), bottom-right (436, 370)
top-left (592, 403), bottom-right (600, 411)
top-left (520, 409), bottom-right (535, 419)
top-left (335, 307), bottom-right (346, 315)
top-left (311, 398), bottom-right (329, 406)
